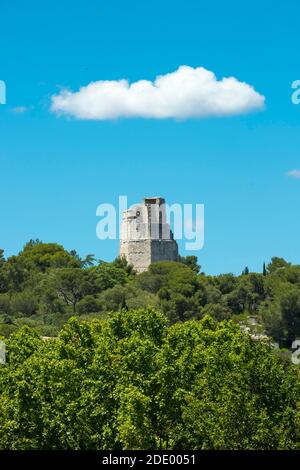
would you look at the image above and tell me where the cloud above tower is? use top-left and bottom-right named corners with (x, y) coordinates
top-left (286, 169), bottom-right (300, 179)
top-left (51, 65), bottom-right (265, 120)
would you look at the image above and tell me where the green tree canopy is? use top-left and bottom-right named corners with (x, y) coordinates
top-left (0, 310), bottom-right (298, 450)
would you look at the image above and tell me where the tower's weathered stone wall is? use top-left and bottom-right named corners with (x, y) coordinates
top-left (120, 197), bottom-right (178, 273)
top-left (120, 239), bottom-right (152, 273)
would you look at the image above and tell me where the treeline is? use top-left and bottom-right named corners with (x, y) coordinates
top-left (0, 240), bottom-right (300, 346)
top-left (0, 310), bottom-right (299, 449)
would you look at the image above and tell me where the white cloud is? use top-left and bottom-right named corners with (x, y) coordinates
top-left (286, 169), bottom-right (300, 179)
top-left (10, 106), bottom-right (29, 114)
top-left (51, 65), bottom-right (265, 120)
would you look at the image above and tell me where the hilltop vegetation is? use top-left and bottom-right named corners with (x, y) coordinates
top-left (0, 240), bottom-right (300, 347)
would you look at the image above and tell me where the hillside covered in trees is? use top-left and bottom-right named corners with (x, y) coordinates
top-left (0, 241), bottom-right (299, 450)
top-left (0, 240), bottom-right (300, 347)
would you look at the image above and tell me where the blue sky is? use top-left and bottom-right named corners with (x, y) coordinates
top-left (1, 0), bottom-right (300, 274)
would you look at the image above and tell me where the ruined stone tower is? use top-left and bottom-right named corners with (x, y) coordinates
top-left (120, 197), bottom-right (178, 273)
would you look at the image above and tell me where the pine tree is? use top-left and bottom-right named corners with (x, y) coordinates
top-left (263, 262), bottom-right (267, 276)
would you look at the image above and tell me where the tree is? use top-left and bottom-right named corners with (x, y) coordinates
top-left (90, 262), bottom-right (128, 291)
top-left (201, 303), bottom-right (231, 321)
top-left (0, 250), bottom-right (5, 267)
top-left (0, 310), bottom-right (298, 450)
top-left (50, 268), bottom-right (88, 313)
top-left (112, 256), bottom-right (135, 276)
top-left (214, 274), bottom-right (237, 294)
top-left (178, 255), bottom-right (201, 274)
top-left (263, 262), bottom-right (267, 276)
top-left (19, 242), bottom-right (81, 272)
top-left (280, 287), bottom-right (300, 345)
top-left (81, 254), bottom-right (96, 268)
top-left (69, 250), bottom-right (96, 268)
top-left (10, 291), bottom-right (37, 316)
top-left (136, 261), bottom-right (200, 322)
top-left (0, 250), bottom-right (7, 293)
top-left (267, 257), bottom-right (291, 274)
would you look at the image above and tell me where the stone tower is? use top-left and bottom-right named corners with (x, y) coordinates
top-left (120, 197), bottom-right (178, 273)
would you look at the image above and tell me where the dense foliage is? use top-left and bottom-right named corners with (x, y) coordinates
top-left (1, 241), bottom-right (300, 348)
top-left (0, 242), bottom-right (299, 449)
top-left (0, 309), bottom-right (299, 450)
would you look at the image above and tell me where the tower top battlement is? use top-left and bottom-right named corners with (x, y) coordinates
top-left (144, 196), bottom-right (165, 204)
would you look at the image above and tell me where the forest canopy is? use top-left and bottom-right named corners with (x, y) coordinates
top-left (0, 241), bottom-right (300, 348)
top-left (0, 242), bottom-right (299, 450)
top-left (0, 309), bottom-right (299, 450)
